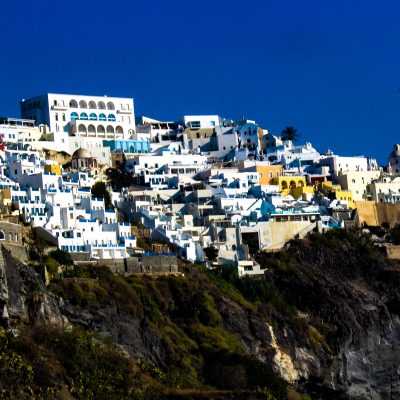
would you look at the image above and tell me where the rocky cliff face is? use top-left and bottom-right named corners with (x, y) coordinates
top-left (2, 231), bottom-right (400, 399)
top-left (0, 246), bottom-right (64, 328)
top-left (258, 232), bottom-right (400, 399)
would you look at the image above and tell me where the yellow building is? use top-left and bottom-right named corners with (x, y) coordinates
top-left (44, 164), bottom-right (61, 175)
top-left (256, 165), bottom-right (283, 185)
top-left (272, 176), bottom-right (306, 191)
top-left (335, 171), bottom-right (381, 201)
top-left (271, 176), bottom-right (316, 198)
top-left (290, 185), bottom-right (315, 200)
top-left (319, 181), bottom-right (355, 208)
top-left (320, 181), bottom-right (341, 194)
top-left (334, 190), bottom-right (355, 209)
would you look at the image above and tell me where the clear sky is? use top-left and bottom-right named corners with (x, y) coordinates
top-left (1, 0), bottom-right (400, 164)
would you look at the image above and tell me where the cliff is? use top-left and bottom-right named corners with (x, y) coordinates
top-left (0, 229), bottom-right (399, 399)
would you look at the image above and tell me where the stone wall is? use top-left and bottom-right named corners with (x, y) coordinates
top-left (74, 255), bottom-right (178, 275)
top-left (355, 201), bottom-right (400, 228)
top-left (0, 221), bottom-right (23, 244)
top-left (141, 255), bottom-right (178, 273)
top-left (2, 243), bottom-right (28, 263)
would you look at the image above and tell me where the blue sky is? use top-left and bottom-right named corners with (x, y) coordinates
top-left (1, 0), bottom-right (400, 164)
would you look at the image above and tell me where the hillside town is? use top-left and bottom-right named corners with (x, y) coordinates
top-left (1, 92), bottom-right (399, 276)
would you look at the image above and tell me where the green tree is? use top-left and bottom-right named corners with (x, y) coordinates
top-left (91, 181), bottom-right (112, 209)
top-left (281, 126), bottom-right (299, 143)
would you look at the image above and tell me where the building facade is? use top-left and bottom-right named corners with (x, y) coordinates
top-left (20, 93), bottom-right (135, 140)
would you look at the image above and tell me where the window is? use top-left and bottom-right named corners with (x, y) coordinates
top-left (55, 113), bottom-right (58, 121)
top-left (190, 121), bottom-right (201, 128)
top-left (62, 113), bottom-right (66, 121)
top-left (99, 113), bottom-right (107, 121)
top-left (89, 113), bottom-right (97, 121)
top-left (80, 112), bottom-right (88, 120)
top-left (210, 121), bottom-right (215, 127)
top-left (108, 114), bottom-right (116, 121)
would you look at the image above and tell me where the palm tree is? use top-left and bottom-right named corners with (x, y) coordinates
top-left (281, 126), bottom-right (299, 143)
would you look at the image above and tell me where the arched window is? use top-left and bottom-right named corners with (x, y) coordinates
top-left (99, 113), bottom-right (107, 121)
top-left (88, 125), bottom-right (96, 134)
top-left (80, 112), bottom-right (88, 120)
top-left (70, 112), bottom-right (79, 121)
top-left (78, 124), bottom-right (87, 133)
top-left (298, 181), bottom-right (304, 188)
top-left (116, 126), bottom-right (123, 134)
top-left (107, 101), bottom-right (115, 110)
top-left (129, 145), bottom-right (134, 153)
top-left (108, 114), bottom-right (116, 121)
top-left (289, 180), bottom-right (296, 189)
top-left (98, 101), bottom-right (106, 109)
top-left (281, 180), bottom-right (288, 190)
top-left (79, 100), bottom-right (87, 108)
top-left (69, 99), bottom-right (78, 108)
top-left (89, 113), bottom-right (97, 121)
top-left (89, 101), bottom-right (97, 109)
top-left (97, 125), bottom-right (105, 134)
top-left (106, 125), bottom-right (114, 134)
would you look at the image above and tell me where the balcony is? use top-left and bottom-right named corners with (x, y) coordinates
top-left (116, 109), bottom-right (133, 115)
top-left (51, 105), bottom-right (68, 111)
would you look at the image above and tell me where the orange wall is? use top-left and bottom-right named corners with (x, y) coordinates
top-left (256, 165), bottom-right (283, 185)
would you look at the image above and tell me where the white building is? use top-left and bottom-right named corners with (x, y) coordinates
top-left (20, 93), bottom-right (135, 141)
top-left (136, 116), bottom-right (181, 143)
top-left (0, 117), bottom-right (46, 143)
top-left (318, 154), bottom-right (377, 175)
top-left (182, 115), bottom-right (220, 129)
top-left (267, 141), bottom-right (320, 171)
top-left (125, 153), bottom-right (208, 177)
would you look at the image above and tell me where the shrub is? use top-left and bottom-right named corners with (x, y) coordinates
top-left (49, 249), bottom-right (72, 266)
top-left (45, 257), bottom-right (60, 274)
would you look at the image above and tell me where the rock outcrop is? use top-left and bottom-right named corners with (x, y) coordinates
top-left (259, 233), bottom-right (400, 399)
top-left (0, 246), bottom-right (64, 328)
